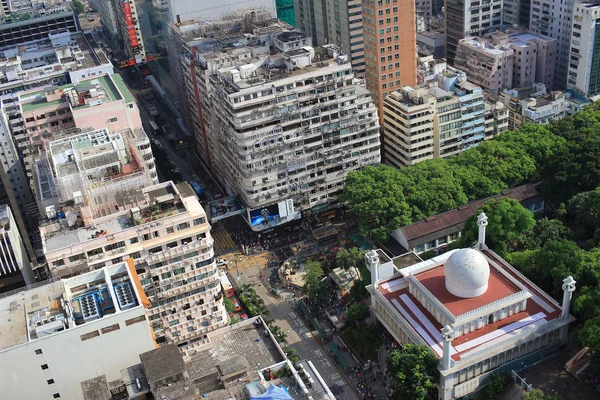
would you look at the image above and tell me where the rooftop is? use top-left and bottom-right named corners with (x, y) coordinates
top-left (0, 261), bottom-right (144, 352)
top-left (0, 31), bottom-right (109, 87)
top-left (460, 37), bottom-right (513, 55)
top-left (41, 181), bottom-right (195, 253)
top-left (20, 73), bottom-right (130, 113)
top-left (399, 184), bottom-right (541, 245)
top-left (376, 249), bottom-right (563, 362)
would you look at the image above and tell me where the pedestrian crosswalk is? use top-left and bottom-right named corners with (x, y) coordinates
top-left (211, 230), bottom-right (238, 255)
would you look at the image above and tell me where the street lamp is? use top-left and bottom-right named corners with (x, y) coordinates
top-left (235, 257), bottom-right (243, 281)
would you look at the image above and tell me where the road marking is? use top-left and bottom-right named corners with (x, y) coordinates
top-left (314, 349), bottom-right (324, 358)
top-left (330, 373), bottom-right (341, 380)
top-left (319, 358), bottom-right (332, 368)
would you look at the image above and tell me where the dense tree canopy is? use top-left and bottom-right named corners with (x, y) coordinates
top-left (344, 303), bottom-right (370, 328)
top-left (303, 260), bottom-right (326, 301)
top-left (387, 344), bottom-right (438, 400)
top-left (450, 198), bottom-right (535, 255)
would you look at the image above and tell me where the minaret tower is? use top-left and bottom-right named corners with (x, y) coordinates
top-left (476, 212), bottom-right (489, 250)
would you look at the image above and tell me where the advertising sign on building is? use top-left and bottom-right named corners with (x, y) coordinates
top-left (123, 3), bottom-right (133, 26)
top-left (128, 27), bottom-right (138, 47)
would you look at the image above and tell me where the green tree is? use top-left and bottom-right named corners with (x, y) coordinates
top-left (223, 297), bottom-right (235, 314)
top-left (523, 218), bottom-right (569, 249)
top-left (72, 0), bottom-right (84, 13)
top-left (344, 303), bottom-right (370, 327)
top-left (522, 389), bottom-right (544, 400)
top-left (477, 371), bottom-right (512, 400)
top-left (340, 165), bottom-right (416, 241)
top-left (451, 198), bottom-right (535, 255)
top-left (567, 187), bottom-right (600, 240)
top-left (285, 348), bottom-right (301, 364)
top-left (578, 315), bottom-right (600, 372)
top-left (303, 260), bottom-right (326, 301)
top-left (335, 247), bottom-right (367, 277)
top-left (573, 285), bottom-right (600, 321)
top-left (387, 344), bottom-right (438, 400)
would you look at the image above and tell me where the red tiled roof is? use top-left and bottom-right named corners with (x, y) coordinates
top-left (414, 263), bottom-right (521, 316)
top-left (401, 184), bottom-right (541, 242)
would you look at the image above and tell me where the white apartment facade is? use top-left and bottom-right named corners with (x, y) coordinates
top-left (502, 84), bottom-right (570, 129)
top-left (0, 261), bottom-right (157, 399)
top-left (0, 204), bottom-right (33, 285)
top-left (210, 42), bottom-right (380, 229)
top-left (530, 0), bottom-right (575, 89)
top-left (568, 2), bottom-right (600, 97)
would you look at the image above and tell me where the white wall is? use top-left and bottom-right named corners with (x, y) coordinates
top-left (167, 0), bottom-right (276, 24)
top-left (0, 308), bottom-right (155, 400)
top-left (69, 64), bottom-right (115, 84)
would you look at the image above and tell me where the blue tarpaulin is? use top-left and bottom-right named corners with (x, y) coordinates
top-left (250, 385), bottom-right (293, 400)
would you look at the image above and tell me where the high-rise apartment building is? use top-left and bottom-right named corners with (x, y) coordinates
top-left (113, 0), bottom-right (146, 64)
top-left (293, 0), bottom-right (366, 75)
top-left (0, 261), bottom-right (156, 399)
top-left (454, 32), bottom-right (556, 93)
top-left (382, 78), bottom-right (507, 168)
top-left (362, 0), bottom-right (417, 122)
top-left (568, 2), bottom-right (600, 97)
top-left (530, 0), bottom-right (575, 89)
top-left (444, 0), bottom-right (503, 65)
top-left (0, 204), bottom-right (34, 290)
top-left (35, 129), bottom-right (227, 354)
top-left (207, 38), bottom-right (380, 229)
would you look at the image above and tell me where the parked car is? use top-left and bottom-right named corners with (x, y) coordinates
top-left (216, 258), bottom-right (228, 267)
top-left (240, 313), bottom-right (249, 320)
top-left (233, 301), bottom-right (242, 312)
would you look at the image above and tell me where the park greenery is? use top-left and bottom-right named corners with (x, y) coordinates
top-left (343, 102), bottom-right (600, 373)
top-left (72, 0), bottom-right (84, 13)
top-left (335, 248), bottom-right (371, 301)
top-left (237, 283), bottom-right (287, 345)
top-left (386, 344), bottom-right (438, 400)
top-left (303, 260), bottom-right (327, 302)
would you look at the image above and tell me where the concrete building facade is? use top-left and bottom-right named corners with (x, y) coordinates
top-left (362, 0), bottom-right (417, 120)
top-left (444, 0), bottom-right (503, 65)
top-left (208, 37), bottom-right (380, 229)
top-left (382, 76), bottom-right (507, 168)
top-left (113, 0), bottom-right (146, 64)
top-left (0, 261), bottom-right (156, 400)
top-left (530, 0), bottom-right (575, 89)
top-left (293, 0), bottom-right (365, 75)
top-left (568, 2), bottom-right (600, 97)
top-left (501, 84), bottom-right (570, 130)
top-left (0, 204), bottom-right (34, 288)
top-left (455, 32), bottom-right (556, 93)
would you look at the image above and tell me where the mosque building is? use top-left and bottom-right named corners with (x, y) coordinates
top-left (367, 212), bottom-right (576, 400)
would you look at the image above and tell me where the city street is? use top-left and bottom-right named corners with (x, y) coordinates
top-left (231, 258), bottom-right (360, 400)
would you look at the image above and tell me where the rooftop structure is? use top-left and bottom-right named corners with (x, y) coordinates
top-left (138, 317), bottom-right (334, 399)
top-left (0, 260), bottom-right (157, 399)
top-left (368, 214), bottom-right (576, 400)
top-left (0, 1), bottom-right (78, 47)
top-left (392, 184), bottom-right (544, 255)
top-left (501, 84), bottom-right (570, 130)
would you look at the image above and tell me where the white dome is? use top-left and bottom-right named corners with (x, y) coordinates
top-left (444, 249), bottom-right (490, 298)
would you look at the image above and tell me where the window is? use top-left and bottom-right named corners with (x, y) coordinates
top-left (414, 244), bottom-right (425, 253)
top-left (35, 349), bottom-right (43, 355)
top-left (129, 237), bottom-right (139, 244)
top-left (169, 319), bottom-right (179, 326)
top-left (177, 222), bottom-right (190, 230)
top-left (109, 117), bottom-right (118, 123)
top-left (426, 240), bottom-right (436, 249)
top-left (166, 227), bottom-right (174, 234)
top-left (125, 315), bottom-right (146, 326)
top-left (193, 218), bottom-right (206, 226)
top-left (52, 259), bottom-right (65, 267)
top-left (101, 324), bottom-right (120, 334)
top-left (152, 231), bottom-right (160, 238)
top-left (87, 248), bottom-right (103, 257)
top-left (105, 241), bottom-right (125, 251)
top-left (80, 331), bottom-right (100, 341)
top-left (47, 379), bottom-right (55, 385)
top-left (41, 364), bottom-right (49, 370)
top-left (68, 254), bottom-right (85, 263)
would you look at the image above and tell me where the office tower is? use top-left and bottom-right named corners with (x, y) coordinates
top-left (444, 0), bottom-right (503, 65)
top-left (530, 0), bottom-right (575, 89)
top-left (362, 0), bottom-right (418, 122)
top-left (36, 128), bottom-right (227, 353)
top-left (97, 0), bottom-right (120, 38)
top-left (0, 261), bottom-right (156, 399)
top-left (203, 35), bottom-right (380, 230)
top-left (293, 0), bottom-right (366, 75)
top-left (454, 31), bottom-right (556, 93)
top-left (568, 2), bottom-right (600, 96)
